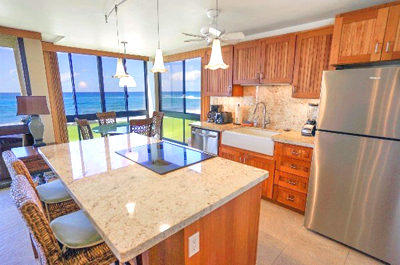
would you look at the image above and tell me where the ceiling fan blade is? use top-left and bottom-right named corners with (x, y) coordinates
top-left (184, 39), bottom-right (205, 42)
top-left (220, 32), bottom-right (245, 40)
top-left (182, 32), bottom-right (204, 38)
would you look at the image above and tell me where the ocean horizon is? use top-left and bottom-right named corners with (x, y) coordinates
top-left (0, 91), bottom-right (200, 125)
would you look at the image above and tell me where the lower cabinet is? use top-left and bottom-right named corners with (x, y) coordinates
top-left (219, 145), bottom-right (275, 199)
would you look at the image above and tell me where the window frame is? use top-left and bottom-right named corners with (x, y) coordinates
top-left (158, 58), bottom-right (201, 144)
top-left (61, 53), bottom-right (149, 123)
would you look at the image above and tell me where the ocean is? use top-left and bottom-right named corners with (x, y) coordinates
top-left (0, 91), bottom-right (201, 125)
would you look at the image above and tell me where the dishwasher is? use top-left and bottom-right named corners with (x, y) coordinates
top-left (190, 127), bottom-right (219, 155)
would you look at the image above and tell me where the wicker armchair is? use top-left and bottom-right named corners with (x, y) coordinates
top-left (129, 118), bottom-right (153, 137)
top-left (151, 111), bottom-right (164, 139)
top-left (74, 118), bottom-right (94, 140)
top-left (11, 159), bottom-right (79, 221)
top-left (11, 175), bottom-right (117, 265)
top-left (96, 111), bottom-right (117, 125)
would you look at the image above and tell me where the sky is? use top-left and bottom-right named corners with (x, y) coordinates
top-left (0, 47), bottom-right (20, 93)
top-left (0, 47), bottom-right (202, 94)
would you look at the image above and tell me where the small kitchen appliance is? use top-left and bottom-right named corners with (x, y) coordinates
top-left (207, 104), bottom-right (222, 123)
top-left (301, 103), bottom-right (318, 136)
top-left (215, 112), bottom-right (232, 124)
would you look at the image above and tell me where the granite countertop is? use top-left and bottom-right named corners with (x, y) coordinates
top-left (189, 122), bottom-right (314, 148)
top-left (39, 133), bottom-right (268, 262)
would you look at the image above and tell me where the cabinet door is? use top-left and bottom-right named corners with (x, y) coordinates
top-left (219, 145), bottom-right (242, 163)
top-left (243, 153), bottom-right (275, 199)
top-left (330, 7), bottom-right (389, 65)
top-left (233, 40), bottom-right (261, 84)
top-left (382, 4), bottom-right (400, 61)
top-left (260, 34), bottom-right (296, 84)
top-left (204, 46), bottom-right (234, 96)
top-left (292, 27), bottom-right (333, 98)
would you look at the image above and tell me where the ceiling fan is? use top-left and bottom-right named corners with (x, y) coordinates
top-left (183, 8), bottom-right (245, 46)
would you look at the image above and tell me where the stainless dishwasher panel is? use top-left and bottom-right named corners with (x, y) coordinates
top-left (191, 127), bottom-right (219, 155)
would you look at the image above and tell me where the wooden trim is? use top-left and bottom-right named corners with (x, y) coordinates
top-left (41, 42), bottom-right (149, 61)
top-left (382, 4), bottom-right (400, 60)
top-left (329, 17), bottom-right (343, 65)
top-left (335, 1), bottom-right (400, 18)
top-left (201, 55), bottom-right (210, 121)
top-left (164, 48), bottom-right (207, 63)
top-left (0, 124), bottom-right (29, 136)
top-left (0, 26), bottom-right (41, 40)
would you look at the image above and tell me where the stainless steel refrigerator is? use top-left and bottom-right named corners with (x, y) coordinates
top-left (305, 66), bottom-right (400, 264)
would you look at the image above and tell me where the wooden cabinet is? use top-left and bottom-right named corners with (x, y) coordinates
top-left (260, 34), bottom-right (296, 84)
top-left (382, 4), bottom-right (400, 61)
top-left (292, 27), bottom-right (333, 99)
top-left (330, 2), bottom-right (400, 65)
top-left (233, 34), bottom-right (296, 85)
top-left (273, 142), bottom-right (313, 212)
top-left (233, 40), bottom-right (261, 84)
top-left (204, 46), bottom-right (243, 97)
top-left (219, 145), bottom-right (275, 199)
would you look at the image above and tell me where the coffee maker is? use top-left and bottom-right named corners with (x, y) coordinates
top-left (207, 105), bottom-right (222, 123)
top-left (301, 103), bottom-right (319, 136)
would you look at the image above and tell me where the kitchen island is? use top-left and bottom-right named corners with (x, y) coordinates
top-left (39, 133), bottom-right (268, 264)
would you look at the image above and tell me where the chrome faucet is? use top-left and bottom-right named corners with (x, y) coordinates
top-left (253, 102), bottom-right (270, 129)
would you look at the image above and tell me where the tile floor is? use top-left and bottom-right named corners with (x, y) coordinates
top-left (0, 188), bottom-right (385, 265)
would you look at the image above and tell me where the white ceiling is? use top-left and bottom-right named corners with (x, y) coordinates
top-left (0, 0), bottom-right (391, 57)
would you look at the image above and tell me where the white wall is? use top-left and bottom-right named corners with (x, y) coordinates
top-left (23, 38), bottom-right (55, 144)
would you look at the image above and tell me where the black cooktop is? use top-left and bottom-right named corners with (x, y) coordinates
top-left (116, 141), bottom-right (215, 175)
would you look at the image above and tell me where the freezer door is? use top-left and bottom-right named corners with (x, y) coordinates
top-left (305, 131), bottom-right (400, 264)
top-left (318, 67), bottom-right (400, 139)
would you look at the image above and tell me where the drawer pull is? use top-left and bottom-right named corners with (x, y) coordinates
top-left (287, 195), bottom-right (295, 202)
top-left (291, 150), bottom-right (300, 156)
top-left (290, 164), bottom-right (298, 169)
top-left (288, 180), bottom-right (297, 185)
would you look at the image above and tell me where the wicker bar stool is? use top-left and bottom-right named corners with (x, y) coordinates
top-left (151, 111), bottom-right (164, 139)
top-left (75, 118), bottom-right (94, 140)
top-left (11, 175), bottom-right (117, 265)
top-left (129, 118), bottom-right (153, 137)
top-left (96, 111), bottom-right (117, 125)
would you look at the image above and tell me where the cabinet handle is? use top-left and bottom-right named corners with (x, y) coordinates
top-left (291, 150), bottom-right (300, 156)
top-left (374, 43), bottom-right (380, 54)
top-left (386, 42), bottom-right (391, 53)
top-left (287, 195), bottom-right (295, 202)
top-left (256, 73), bottom-right (260, 79)
top-left (288, 180), bottom-right (297, 185)
top-left (290, 164), bottom-right (298, 169)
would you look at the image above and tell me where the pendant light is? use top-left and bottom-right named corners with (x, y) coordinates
top-left (119, 42), bottom-right (137, 87)
top-left (205, 0), bottom-right (229, 70)
top-left (112, 4), bottom-right (128, 78)
top-left (150, 0), bottom-right (168, 73)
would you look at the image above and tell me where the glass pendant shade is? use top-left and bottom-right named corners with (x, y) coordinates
top-left (205, 39), bottom-right (229, 70)
top-left (150, 49), bottom-right (168, 73)
top-left (119, 74), bottom-right (137, 87)
top-left (113, 58), bottom-right (128, 78)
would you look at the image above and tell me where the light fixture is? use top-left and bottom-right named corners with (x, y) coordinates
top-left (150, 0), bottom-right (168, 73)
top-left (119, 41), bottom-right (137, 87)
top-left (204, 0), bottom-right (229, 70)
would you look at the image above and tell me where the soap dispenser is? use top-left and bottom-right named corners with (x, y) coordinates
top-left (234, 104), bottom-right (243, 125)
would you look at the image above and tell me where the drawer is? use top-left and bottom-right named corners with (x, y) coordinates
top-left (275, 142), bottom-right (313, 162)
top-left (273, 185), bottom-right (306, 211)
top-left (275, 156), bottom-right (311, 178)
top-left (274, 170), bottom-right (308, 194)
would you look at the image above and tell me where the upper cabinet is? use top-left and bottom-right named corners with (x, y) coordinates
top-left (293, 26), bottom-right (333, 98)
top-left (330, 2), bottom-right (400, 65)
top-left (233, 34), bottom-right (296, 85)
top-left (260, 34), bottom-right (296, 84)
top-left (204, 45), bottom-right (243, 97)
top-left (233, 40), bottom-right (261, 84)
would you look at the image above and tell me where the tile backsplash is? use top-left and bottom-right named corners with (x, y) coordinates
top-left (210, 85), bottom-right (319, 131)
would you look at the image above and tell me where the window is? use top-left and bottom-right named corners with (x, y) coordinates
top-left (57, 52), bottom-right (149, 142)
top-left (0, 46), bottom-right (23, 125)
top-left (159, 57), bottom-right (201, 144)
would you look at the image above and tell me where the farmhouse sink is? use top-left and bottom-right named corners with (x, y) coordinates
top-left (221, 127), bottom-right (280, 156)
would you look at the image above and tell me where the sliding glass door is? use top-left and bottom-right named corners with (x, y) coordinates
top-left (159, 57), bottom-right (201, 144)
top-left (57, 52), bottom-right (149, 141)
